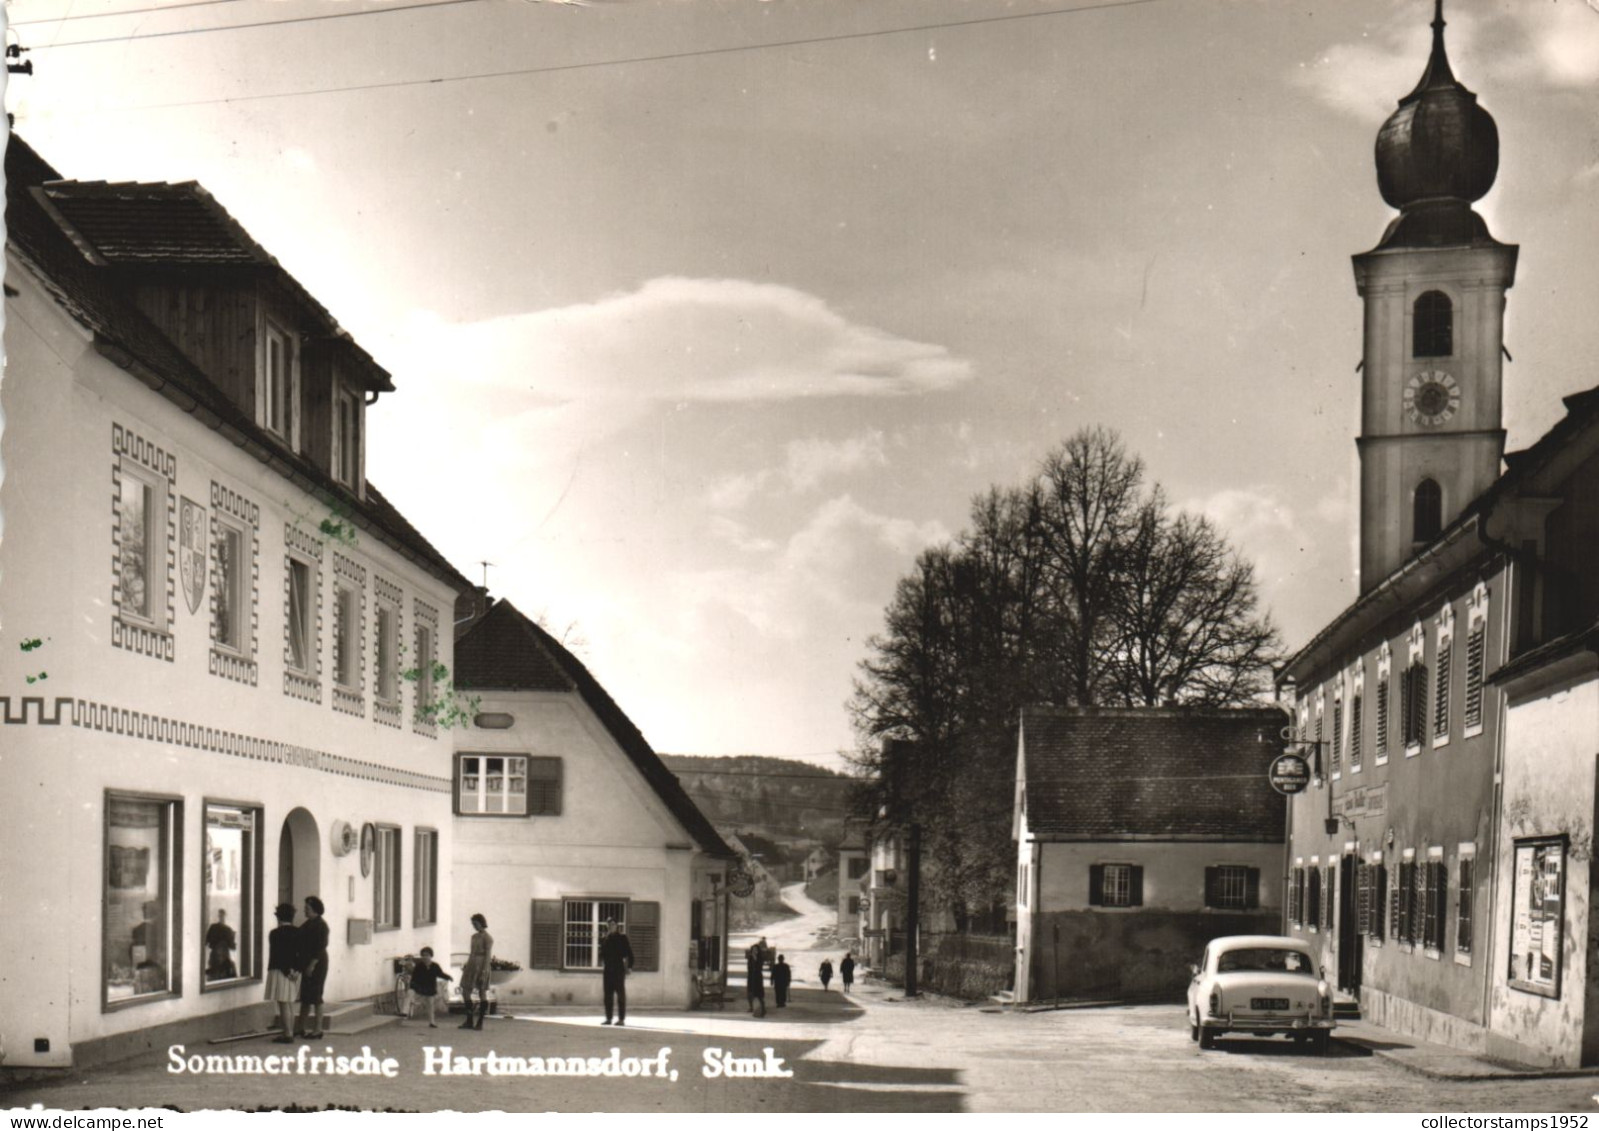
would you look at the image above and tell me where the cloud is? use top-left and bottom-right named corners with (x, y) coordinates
top-left (704, 429), bottom-right (892, 512)
top-left (1292, 6), bottom-right (1599, 123)
top-left (399, 276), bottom-right (971, 406)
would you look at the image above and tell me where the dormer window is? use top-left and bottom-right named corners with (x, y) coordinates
top-left (260, 320), bottom-right (299, 447)
top-left (333, 379), bottom-right (363, 491)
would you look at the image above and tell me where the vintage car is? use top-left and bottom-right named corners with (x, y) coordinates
top-left (1186, 934), bottom-right (1334, 1053)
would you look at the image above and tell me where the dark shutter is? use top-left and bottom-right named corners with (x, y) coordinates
top-left (531, 899), bottom-right (563, 969)
top-left (1204, 866), bottom-right (1219, 909)
top-left (631, 901), bottom-right (661, 972)
top-left (1287, 868), bottom-right (1299, 924)
top-left (1457, 858), bottom-right (1474, 954)
top-left (1129, 865), bottom-right (1144, 908)
top-left (1355, 864), bottom-right (1369, 934)
top-left (1244, 867), bottom-right (1260, 911)
top-left (1088, 864), bottom-right (1105, 906)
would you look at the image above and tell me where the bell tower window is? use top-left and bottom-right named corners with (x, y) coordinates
top-left (1413, 291), bottom-right (1453, 358)
top-left (1413, 479), bottom-right (1443, 544)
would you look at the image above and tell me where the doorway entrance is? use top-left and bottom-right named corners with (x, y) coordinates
top-left (277, 807), bottom-right (321, 913)
top-left (1338, 852), bottom-right (1363, 996)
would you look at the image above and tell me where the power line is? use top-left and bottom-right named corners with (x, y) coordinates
top-left (30, 0), bottom-right (1169, 112)
top-left (11, 0), bottom-right (250, 27)
top-left (29, 0), bottom-right (489, 49)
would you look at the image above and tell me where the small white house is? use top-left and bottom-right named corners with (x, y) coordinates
top-left (449, 598), bottom-right (734, 1009)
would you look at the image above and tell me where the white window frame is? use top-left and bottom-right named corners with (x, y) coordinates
top-left (286, 555), bottom-right (315, 676)
top-left (413, 828), bottom-right (438, 927)
top-left (562, 898), bottom-right (629, 971)
top-left (1101, 863), bottom-right (1134, 908)
top-left (213, 516), bottom-right (249, 657)
top-left (334, 582), bottom-right (360, 690)
top-left (373, 823), bottom-right (401, 931)
top-left (259, 320), bottom-right (299, 447)
top-left (375, 600), bottom-right (399, 705)
top-left (117, 464), bottom-right (168, 630)
top-left (457, 754), bottom-right (530, 816)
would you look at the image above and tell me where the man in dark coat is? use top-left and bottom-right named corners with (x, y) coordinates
top-left (840, 951), bottom-right (856, 993)
top-left (771, 954), bottom-right (792, 1008)
top-left (599, 918), bottom-right (634, 1026)
top-left (745, 937), bottom-right (767, 1017)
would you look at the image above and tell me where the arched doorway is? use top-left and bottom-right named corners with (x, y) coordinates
top-left (277, 808), bottom-right (321, 912)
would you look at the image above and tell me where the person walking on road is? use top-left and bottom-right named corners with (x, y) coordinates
top-left (599, 917), bottom-right (634, 1026)
top-left (745, 938), bottom-right (768, 1017)
top-left (772, 954), bottom-right (792, 1008)
top-left (294, 896), bottom-right (329, 1039)
top-left (840, 951), bottom-right (856, 993)
top-left (264, 903), bottom-right (301, 1042)
top-left (819, 958), bottom-right (833, 991)
top-left (459, 913), bottom-right (494, 1031)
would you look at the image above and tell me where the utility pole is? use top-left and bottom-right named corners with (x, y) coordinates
top-left (904, 821), bottom-right (921, 998)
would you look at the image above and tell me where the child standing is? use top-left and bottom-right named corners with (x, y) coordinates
top-left (264, 903), bottom-right (301, 1043)
top-left (406, 946), bottom-right (453, 1028)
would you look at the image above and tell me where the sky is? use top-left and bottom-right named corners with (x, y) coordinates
top-left (5, 0), bottom-right (1598, 765)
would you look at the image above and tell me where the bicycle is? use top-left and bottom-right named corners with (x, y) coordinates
top-left (391, 958), bottom-right (414, 1018)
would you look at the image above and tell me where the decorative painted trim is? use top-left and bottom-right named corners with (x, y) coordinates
top-left (207, 482), bottom-right (261, 686)
top-left (111, 423), bottom-right (176, 662)
top-left (0, 696), bottom-right (75, 724)
top-left (412, 601), bottom-right (439, 740)
top-left (283, 525), bottom-right (324, 704)
top-left (373, 575), bottom-right (403, 730)
top-left (331, 552), bottom-right (367, 717)
top-left (66, 696), bottom-right (449, 793)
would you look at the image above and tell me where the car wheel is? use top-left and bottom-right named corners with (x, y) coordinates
top-left (1199, 1027), bottom-right (1218, 1050)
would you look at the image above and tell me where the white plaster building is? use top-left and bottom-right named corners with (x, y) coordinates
top-left (448, 598), bottom-right (734, 1009)
top-left (0, 137), bottom-right (473, 1070)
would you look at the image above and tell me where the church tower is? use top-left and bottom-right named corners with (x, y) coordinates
top-left (1354, 0), bottom-right (1516, 591)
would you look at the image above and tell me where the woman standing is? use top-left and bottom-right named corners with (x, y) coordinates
top-left (264, 903), bottom-right (301, 1043)
top-left (459, 913), bottom-right (494, 1031)
top-left (840, 951), bottom-right (856, 993)
top-left (295, 895), bottom-right (330, 1039)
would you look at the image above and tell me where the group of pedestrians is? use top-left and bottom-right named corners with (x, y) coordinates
top-left (265, 903), bottom-right (497, 1041)
top-left (743, 937), bottom-right (856, 1015)
top-left (264, 896), bottom-right (331, 1042)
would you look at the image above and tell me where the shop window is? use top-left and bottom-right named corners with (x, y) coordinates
top-left (202, 803), bottom-right (259, 988)
top-left (374, 824), bottom-right (401, 930)
top-left (414, 828), bottom-right (438, 927)
top-left (1089, 863), bottom-right (1143, 908)
top-left (1204, 865), bottom-right (1260, 911)
top-left (104, 793), bottom-right (182, 1006)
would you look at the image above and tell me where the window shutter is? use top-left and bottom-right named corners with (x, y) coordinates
top-left (1457, 858), bottom-right (1474, 954)
top-left (630, 901), bottom-right (661, 972)
top-left (1129, 865), bottom-right (1144, 908)
top-left (1323, 866), bottom-right (1334, 931)
top-left (531, 899), bottom-right (563, 969)
top-left (1088, 864), bottom-right (1105, 906)
top-left (1390, 869), bottom-right (1401, 940)
top-left (1287, 869), bottom-right (1299, 924)
top-left (1355, 864), bottom-right (1369, 934)
top-left (1244, 868), bottom-right (1260, 911)
top-left (1204, 866), bottom-right (1219, 909)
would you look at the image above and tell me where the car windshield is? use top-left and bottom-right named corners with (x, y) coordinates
top-left (1217, 947), bottom-right (1312, 974)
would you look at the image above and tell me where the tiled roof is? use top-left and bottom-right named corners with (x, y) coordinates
top-left (455, 600), bottom-right (733, 857)
top-left (5, 135), bottom-right (468, 593)
top-left (38, 181), bottom-right (266, 267)
top-left (1020, 705), bottom-right (1288, 841)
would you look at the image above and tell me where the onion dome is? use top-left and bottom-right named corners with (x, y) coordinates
top-left (1372, 0), bottom-right (1500, 248)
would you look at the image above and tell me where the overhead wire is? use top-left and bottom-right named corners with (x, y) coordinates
top-left (22, 0), bottom-right (1169, 114)
top-left (28, 0), bottom-right (488, 47)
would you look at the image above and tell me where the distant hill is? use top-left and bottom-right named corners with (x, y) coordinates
top-left (662, 754), bottom-right (864, 870)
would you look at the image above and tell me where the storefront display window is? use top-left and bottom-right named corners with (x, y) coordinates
top-left (202, 803), bottom-right (260, 987)
top-left (1509, 836), bottom-right (1566, 999)
top-left (104, 793), bottom-right (182, 1006)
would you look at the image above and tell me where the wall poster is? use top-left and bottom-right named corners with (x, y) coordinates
top-left (1509, 835), bottom-right (1566, 999)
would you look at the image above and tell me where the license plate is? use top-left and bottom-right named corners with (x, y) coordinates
top-left (1251, 998), bottom-right (1289, 1011)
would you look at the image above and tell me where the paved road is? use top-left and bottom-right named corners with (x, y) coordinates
top-left (10, 940), bottom-right (1599, 1112)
